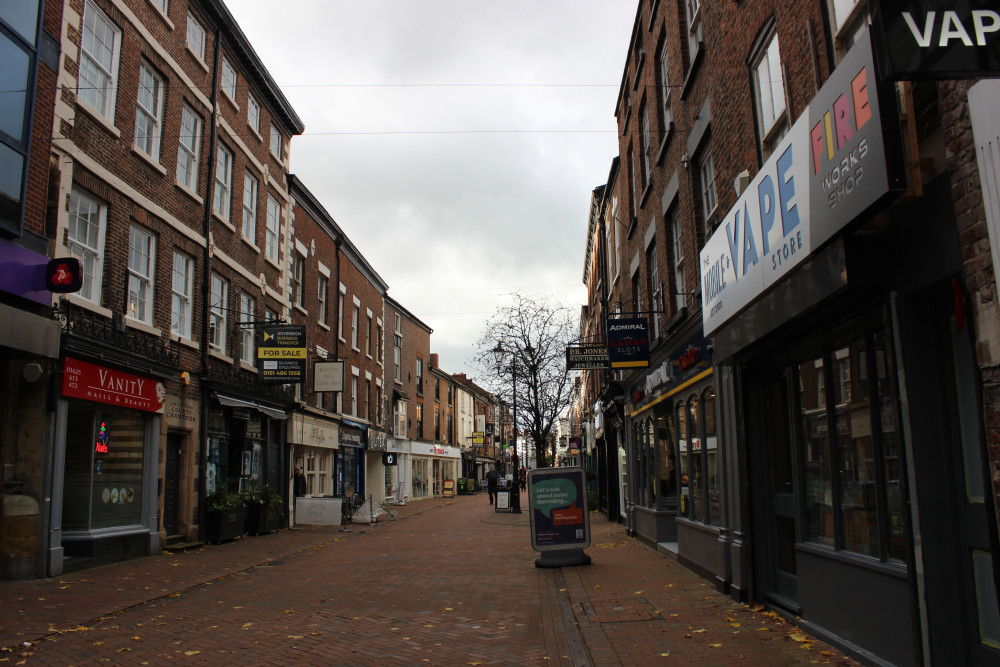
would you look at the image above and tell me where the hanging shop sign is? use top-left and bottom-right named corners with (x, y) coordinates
top-left (566, 344), bottom-right (610, 370)
top-left (872, 0), bottom-right (1000, 80)
top-left (606, 318), bottom-right (650, 369)
top-left (258, 324), bottom-right (306, 383)
top-left (700, 30), bottom-right (906, 335)
top-left (382, 452), bottom-right (398, 466)
top-left (61, 356), bottom-right (165, 413)
top-left (313, 360), bottom-right (344, 392)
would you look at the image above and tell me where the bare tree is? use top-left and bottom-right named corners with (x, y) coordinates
top-left (473, 293), bottom-right (575, 468)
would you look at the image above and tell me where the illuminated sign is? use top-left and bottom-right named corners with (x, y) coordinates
top-left (606, 318), bottom-right (650, 369)
top-left (95, 420), bottom-right (109, 453)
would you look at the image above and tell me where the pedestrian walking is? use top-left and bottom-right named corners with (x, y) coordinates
top-left (486, 464), bottom-right (499, 505)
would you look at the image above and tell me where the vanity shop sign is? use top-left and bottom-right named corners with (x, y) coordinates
top-left (700, 30), bottom-right (905, 335)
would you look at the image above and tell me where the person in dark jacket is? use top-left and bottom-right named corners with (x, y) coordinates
top-left (486, 464), bottom-right (499, 505)
top-left (293, 465), bottom-right (307, 497)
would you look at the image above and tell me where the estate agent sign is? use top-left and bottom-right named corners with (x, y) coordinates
top-left (258, 324), bottom-right (306, 383)
top-left (700, 30), bottom-right (905, 335)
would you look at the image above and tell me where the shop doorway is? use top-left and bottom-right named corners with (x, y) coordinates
top-left (163, 434), bottom-right (182, 536)
top-left (746, 369), bottom-right (798, 608)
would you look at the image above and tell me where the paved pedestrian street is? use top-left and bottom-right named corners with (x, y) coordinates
top-left (1, 496), bottom-right (859, 666)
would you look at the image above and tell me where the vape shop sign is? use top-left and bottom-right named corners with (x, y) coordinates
top-left (61, 357), bottom-right (165, 413)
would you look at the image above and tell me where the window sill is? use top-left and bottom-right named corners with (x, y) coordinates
top-left (187, 45), bottom-right (209, 74)
top-left (680, 45), bottom-right (705, 101)
top-left (221, 88), bottom-right (240, 112)
top-left (239, 360), bottom-right (256, 373)
top-left (125, 317), bottom-right (161, 337)
top-left (211, 210), bottom-right (236, 233)
top-left (293, 303), bottom-right (308, 316)
top-left (240, 235), bottom-right (261, 253)
top-left (208, 347), bottom-right (232, 364)
top-left (175, 182), bottom-right (204, 206)
top-left (63, 292), bottom-right (112, 318)
top-left (146, 0), bottom-right (174, 29)
top-left (170, 333), bottom-right (200, 350)
top-left (131, 145), bottom-right (167, 175)
top-left (247, 123), bottom-right (262, 143)
top-left (656, 124), bottom-right (674, 165)
top-left (317, 322), bottom-right (331, 332)
top-left (75, 101), bottom-right (121, 138)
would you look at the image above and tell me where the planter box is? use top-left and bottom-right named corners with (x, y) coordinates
top-left (245, 504), bottom-right (282, 536)
top-left (205, 506), bottom-right (247, 544)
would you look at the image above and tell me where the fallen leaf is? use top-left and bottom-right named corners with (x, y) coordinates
top-left (634, 591), bottom-right (643, 595)
top-left (659, 653), bottom-right (671, 657)
top-left (287, 635), bottom-right (303, 639)
top-left (184, 650), bottom-right (201, 656)
top-left (710, 644), bottom-right (722, 648)
top-left (692, 629), bottom-right (707, 634)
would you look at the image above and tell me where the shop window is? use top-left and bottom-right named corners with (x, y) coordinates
top-left (657, 413), bottom-right (678, 511)
top-left (704, 388), bottom-right (718, 522)
top-left (688, 394), bottom-right (702, 520)
top-left (677, 401), bottom-right (689, 515)
top-left (62, 401), bottom-right (146, 531)
top-left (797, 326), bottom-right (906, 563)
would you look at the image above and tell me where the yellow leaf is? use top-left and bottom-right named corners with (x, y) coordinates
top-left (692, 629), bottom-right (707, 634)
top-left (788, 632), bottom-right (813, 643)
top-left (710, 644), bottom-right (723, 648)
top-left (287, 635), bottom-right (303, 639)
top-left (242, 623), bottom-right (252, 629)
top-left (444, 608), bottom-right (454, 611)
top-left (283, 610), bottom-right (294, 614)
top-left (184, 651), bottom-right (201, 656)
top-left (634, 591), bottom-right (643, 595)
top-left (730, 623), bottom-right (742, 628)
top-left (595, 585), bottom-right (601, 589)
top-left (820, 651), bottom-right (834, 656)
top-left (659, 653), bottom-right (671, 657)
top-left (468, 663), bottom-right (483, 666)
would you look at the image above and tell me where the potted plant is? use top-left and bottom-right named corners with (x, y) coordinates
top-left (245, 485), bottom-right (284, 535)
top-left (204, 488), bottom-right (246, 544)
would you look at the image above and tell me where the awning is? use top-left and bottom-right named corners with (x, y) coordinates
top-left (215, 393), bottom-right (288, 420)
top-left (341, 418), bottom-right (367, 431)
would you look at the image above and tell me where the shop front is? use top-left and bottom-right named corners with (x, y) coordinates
top-left (701, 32), bottom-right (998, 666)
top-left (287, 412), bottom-right (338, 499)
top-left (365, 427), bottom-right (387, 503)
top-left (49, 357), bottom-right (164, 574)
top-left (336, 421), bottom-right (366, 498)
top-left (626, 329), bottom-right (719, 582)
top-left (410, 442), bottom-right (460, 499)
top-left (207, 394), bottom-right (288, 501)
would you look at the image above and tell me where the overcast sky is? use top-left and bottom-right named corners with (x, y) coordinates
top-left (227, 1), bottom-right (637, 381)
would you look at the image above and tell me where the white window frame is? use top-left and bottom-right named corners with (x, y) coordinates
top-left (209, 273), bottom-right (228, 354)
top-left (265, 195), bottom-right (280, 263)
top-left (151, 0), bottom-right (168, 15)
top-left (292, 252), bottom-right (305, 307)
top-left (186, 12), bottom-right (206, 62)
top-left (648, 244), bottom-right (660, 339)
top-left (127, 225), bottom-right (156, 325)
top-left (134, 62), bottom-right (164, 160)
top-left (670, 208), bottom-right (686, 311)
top-left (366, 312), bottom-right (373, 357)
top-left (659, 40), bottom-right (672, 131)
top-left (242, 171), bottom-right (257, 241)
top-left (67, 188), bottom-right (106, 305)
top-left (640, 100), bottom-right (652, 187)
top-left (177, 105), bottom-right (201, 190)
top-left (612, 197), bottom-right (621, 281)
top-left (213, 143), bottom-right (233, 220)
top-left (338, 284), bottom-right (346, 340)
top-left (317, 275), bottom-right (329, 325)
top-left (247, 95), bottom-right (260, 133)
top-left (351, 375), bottom-right (359, 417)
top-left (221, 57), bottom-right (237, 100)
top-left (240, 291), bottom-right (255, 365)
top-left (171, 250), bottom-right (193, 339)
top-left (351, 300), bottom-right (360, 350)
top-left (753, 30), bottom-right (788, 155)
top-left (699, 148), bottom-right (718, 222)
top-left (685, 0), bottom-right (703, 63)
top-left (79, 1), bottom-right (121, 122)
top-left (269, 123), bottom-right (282, 160)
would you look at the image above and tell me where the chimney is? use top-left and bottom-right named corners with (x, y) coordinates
top-left (430, 353), bottom-right (439, 368)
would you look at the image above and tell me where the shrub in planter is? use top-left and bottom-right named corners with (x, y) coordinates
top-left (245, 485), bottom-right (284, 535)
top-left (205, 489), bottom-right (246, 544)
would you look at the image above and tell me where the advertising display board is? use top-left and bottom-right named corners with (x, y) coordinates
top-left (528, 467), bottom-right (591, 567)
top-left (606, 318), bottom-right (650, 369)
top-left (700, 31), bottom-right (906, 335)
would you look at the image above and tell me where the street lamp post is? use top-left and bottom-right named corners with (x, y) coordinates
top-left (494, 342), bottom-right (522, 513)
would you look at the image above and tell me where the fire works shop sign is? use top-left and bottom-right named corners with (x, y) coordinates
top-left (700, 30), bottom-right (906, 335)
top-left (62, 357), bottom-right (165, 413)
top-left (872, 0), bottom-right (1000, 80)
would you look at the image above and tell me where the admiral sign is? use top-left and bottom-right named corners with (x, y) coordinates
top-left (700, 31), bottom-right (905, 335)
top-left (873, 0), bottom-right (1000, 79)
top-left (606, 318), bottom-right (650, 369)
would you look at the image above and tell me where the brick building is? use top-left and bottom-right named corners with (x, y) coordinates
top-left (0, 1), bottom-right (65, 580)
top-left (583, 0), bottom-right (1000, 664)
top-left (38, 0), bottom-right (302, 574)
top-left (287, 175), bottom-right (388, 507)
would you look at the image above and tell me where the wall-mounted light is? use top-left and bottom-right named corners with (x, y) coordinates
top-left (180, 371), bottom-right (191, 386)
top-left (680, 152), bottom-right (690, 169)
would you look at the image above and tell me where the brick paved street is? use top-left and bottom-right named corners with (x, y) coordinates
top-left (0, 496), bottom-right (859, 665)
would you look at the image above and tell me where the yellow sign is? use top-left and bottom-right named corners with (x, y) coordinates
top-left (258, 347), bottom-right (306, 359)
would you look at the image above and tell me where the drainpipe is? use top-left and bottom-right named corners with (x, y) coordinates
top-left (197, 23), bottom-right (223, 543)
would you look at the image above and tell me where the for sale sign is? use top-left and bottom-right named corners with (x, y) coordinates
top-left (258, 325), bottom-right (306, 383)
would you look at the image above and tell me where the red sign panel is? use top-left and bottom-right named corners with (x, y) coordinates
top-left (62, 357), bottom-right (165, 413)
